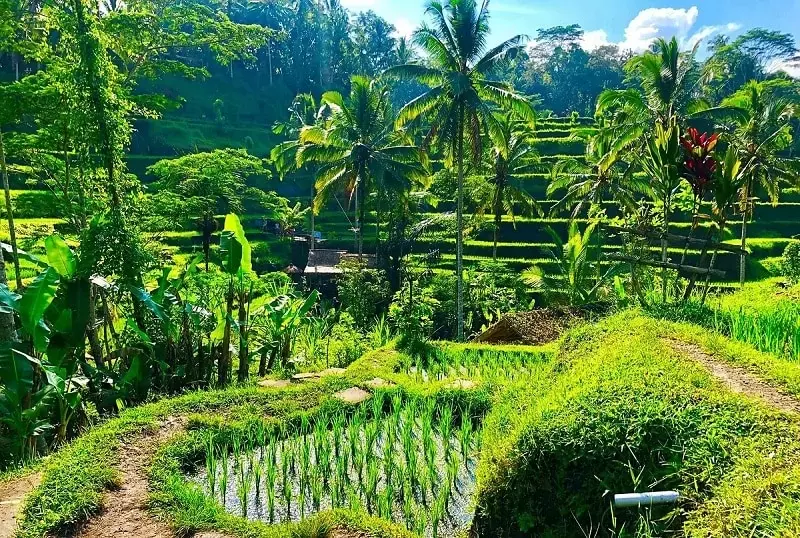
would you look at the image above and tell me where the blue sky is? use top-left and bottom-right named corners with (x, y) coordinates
top-left (341, 0), bottom-right (800, 74)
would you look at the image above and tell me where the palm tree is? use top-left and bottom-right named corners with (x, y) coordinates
top-left (272, 93), bottom-right (324, 249)
top-left (297, 75), bottom-right (428, 260)
top-left (700, 81), bottom-right (799, 285)
top-left (548, 129), bottom-right (649, 219)
top-left (596, 38), bottom-right (701, 301)
top-left (385, 0), bottom-right (534, 340)
top-left (595, 38), bottom-right (701, 160)
top-left (480, 114), bottom-right (542, 259)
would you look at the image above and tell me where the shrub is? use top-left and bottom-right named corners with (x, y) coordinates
top-left (337, 260), bottom-right (391, 330)
top-left (782, 240), bottom-right (800, 284)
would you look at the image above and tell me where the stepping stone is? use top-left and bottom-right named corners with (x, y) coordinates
top-left (292, 368), bottom-right (347, 382)
top-left (334, 387), bottom-right (372, 404)
top-left (258, 379), bottom-right (291, 389)
top-left (447, 379), bottom-right (477, 390)
top-left (364, 377), bottom-right (396, 389)
top-left (292, 372), bottom-right (321, 381)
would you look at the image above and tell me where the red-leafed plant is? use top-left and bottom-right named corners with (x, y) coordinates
top-left (680, 127), bottom-right (719, 200)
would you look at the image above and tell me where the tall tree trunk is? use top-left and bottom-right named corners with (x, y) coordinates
top-left (356, 173), bottom-right (364, 261)
top-left (267, 41), bottom-right (273, 86)
top-left (0, 244), bottom-right (15, 340)
top-left (310, 184), bottom-right (315, 251)
top-left (661, 200), bottom-right (669, 303)
top-left (237, 288), bottom-right (248, 383)
top-left (492, 186), bottom-right (502, 261)
top-left (258, 346), bottom-right (268, 377)
top-left (456, 104), bottom-right (465, 341)
top-left (219, 279), bottom-right (234, 385)
top-left (739, 210), bottom-right (748, 288)
top-left (86, 285), bottom-right (105, 369)
top-left (0, 127), bottom-right (22, 290)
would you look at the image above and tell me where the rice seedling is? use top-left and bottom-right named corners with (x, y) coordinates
top-left (459, 407), bottom-right (473, 458)
top-left (265, 458), bottom-right (277, 522)
top-left (236, 455), bottom-right (253, 516)
top-left (205, 433), bottom-right (217, 497)
top-left (282, 467), bottom-right (293, 519)
top-left (219, 445), bottom-right (230, 504)
top-left (366, 457), bottom-right (379, 513)
top-left (250, 453), bottom-right (262, 500)
top-left (439, 405), bottom-right (453, 461)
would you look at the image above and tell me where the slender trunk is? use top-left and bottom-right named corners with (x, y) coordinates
top-left (74, 0), bottom-right (120, 212)
top-left (219, 279), bottom-right (234, 385)
top-left (356, 173), bottom-right (363, 261)
top-left (237, 288), bottom-right (248, 383)
top-left (203, 215), bottom-right (212, 271)
top-left (739, 209), bottom-right (748, 288)
top-left (258, 346), bottom-right (268, 377)
top-left (0, 127), bottom-right (22, 290)
top-left (86, 285), bottom-right (105, 369)
top-left (310, 184), bottom-right (315, 251)
top-left (267, 41), bottom-right (273, 86)
top-left (456, 104), bottom-right (465, 341)
top-left (0, 244), bottom-right (15, 340)
top-left (493, 186), bottom-right (501, 261)
top-left (375, 194), bottom-right (381, 265)
top-left (661, 199), bottom-right (669, 303)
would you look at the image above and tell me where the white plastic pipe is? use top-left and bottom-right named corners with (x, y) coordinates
top-left (613, 491), bottom-right (680, 508)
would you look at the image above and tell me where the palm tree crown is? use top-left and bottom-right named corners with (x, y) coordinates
top-left (297, 75), bottom-right (428, 258)
top-left (385, 0), bottom-right (534, 339)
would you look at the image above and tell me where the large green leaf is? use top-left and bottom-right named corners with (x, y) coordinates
top-left (128, 285), bottom-right (166, 321)
top-left (219, 214), bottom-right (251, 275)
top-left (0, 283), bottom-right (20, 313)
top-left (44, 235), bottom-right (77, 279)
top-left (19, 268), bottom-right (60, 351)
top-left (0, 345), bottom-right (37, 399)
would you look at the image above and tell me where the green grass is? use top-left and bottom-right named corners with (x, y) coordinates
top-left (474, 312), bottom-right (800, 537)
top-left (13, 309), bottom-right (800, 538)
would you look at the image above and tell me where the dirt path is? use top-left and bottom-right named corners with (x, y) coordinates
top-left (0, 472), bottom-right (42, 538)
top-left (70, 416), bottom-right (187, 538)
top-left (665, 338), bottom-right (800, 414)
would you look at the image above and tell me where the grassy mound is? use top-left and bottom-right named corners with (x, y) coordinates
top-left (473, 313), bottom-right (800, 537)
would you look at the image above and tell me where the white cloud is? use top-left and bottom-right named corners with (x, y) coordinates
top-left (581, 6), bottom-right (741, 54)
top-left (580, 29), bottom-right (612, 51)
top-left (392, 17), bottom-right (415, 39)
top-left (767, 58), bottom-right (800, 78)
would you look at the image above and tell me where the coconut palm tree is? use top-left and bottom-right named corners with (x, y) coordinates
top-left (385, 0), bottom-right (534, 340)
top-left (272, 93), bottom-right (325, 249)
top-left (596, 38), bottom-right (702, 301)
top-left (297, 75), bottom-right (428, 260)
top-left (479, 114), bottom-right (542, 259)
top-left (700, 81), bottom-right (799, 285)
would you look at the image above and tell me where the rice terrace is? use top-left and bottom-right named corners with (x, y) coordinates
top-left (2, 0), bottom-right (800, 536)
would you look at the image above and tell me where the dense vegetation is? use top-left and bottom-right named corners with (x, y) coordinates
top-left (1, 0), bottom-right (800, 536)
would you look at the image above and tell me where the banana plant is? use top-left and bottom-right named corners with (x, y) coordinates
top-left (218, 213), bottom-right (252, 385)
top-left (251, 282), bottom-right (319, 375)
top-left (0, 235), bottom-right (92, 458)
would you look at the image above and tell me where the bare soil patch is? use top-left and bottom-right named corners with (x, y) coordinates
top-left (473, 306), bottom-right (604, 346)
top-left (69, 416), bottom-right (187, 538)
top-left (665, 338), bottom-right (800, 414)
top-left (0, 472), bottom-right (42, 538)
